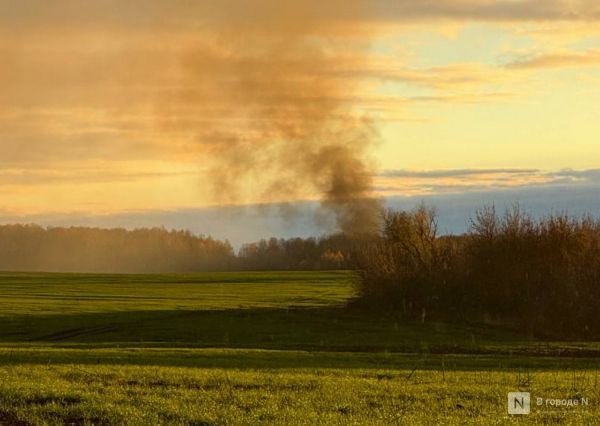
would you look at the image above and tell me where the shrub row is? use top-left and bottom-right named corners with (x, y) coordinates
top-left (355, 205), bottom-right (600, 338)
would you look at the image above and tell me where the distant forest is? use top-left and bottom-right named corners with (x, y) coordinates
top-left (0, 224), bottom-right (357, 273)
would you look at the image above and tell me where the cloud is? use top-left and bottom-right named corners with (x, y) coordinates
top-left (0, 169), bottom-right (198, 186)
top-left (345, 61), bottom-right (511, 89)
top-left (1, 1), bottom-right (598, 32)
top-left (376, 168), bottom-right (600, 196)
top-left (379, 168), bottom-right (539, 178)
top-left (505, 49), bottom-right (600, 69)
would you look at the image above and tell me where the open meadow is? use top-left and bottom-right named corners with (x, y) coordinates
top-left (1, 271), bottom-right (599, 425)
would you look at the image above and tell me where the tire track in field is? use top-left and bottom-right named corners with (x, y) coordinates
top-left (34, 325), bottom-right (121, 341)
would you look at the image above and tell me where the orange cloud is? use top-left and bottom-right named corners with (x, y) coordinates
top-left (505, 49), bottom-right (600, 69)
top-left (375, 168), bottom-right (600, 196)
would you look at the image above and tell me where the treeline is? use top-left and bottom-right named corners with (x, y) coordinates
top-left (237, 234), bottom-right (361, 270)
top-left (0, 224), bottom-right (359, 273)
top-left (355, 205), bottom-right (600, 338)
top-left (0, 225), bottom-right (235, 273)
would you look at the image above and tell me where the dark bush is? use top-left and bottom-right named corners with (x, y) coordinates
top-left (355, 204), bottom-right (600, 338)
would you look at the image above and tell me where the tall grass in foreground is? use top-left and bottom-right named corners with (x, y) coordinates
top-left (355, 205), bottom-right (600, 338)
top-left (1, 348), bottom-right (599, 425)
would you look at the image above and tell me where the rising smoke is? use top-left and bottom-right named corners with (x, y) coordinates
top-left (168, 3), bottom-right (382, 234)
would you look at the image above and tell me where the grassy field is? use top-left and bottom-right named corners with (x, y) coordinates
top-left (1, 271), bottom-right (600, 425)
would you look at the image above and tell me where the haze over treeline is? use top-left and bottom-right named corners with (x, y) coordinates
top-left (0, 224), bottom-right (357, 273)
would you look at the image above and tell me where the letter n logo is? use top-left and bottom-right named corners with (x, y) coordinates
top-left (508, 392), bottom-right (530, 414)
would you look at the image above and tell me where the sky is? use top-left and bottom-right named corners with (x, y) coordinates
top-left (1, 1), bottom-right (599, 243)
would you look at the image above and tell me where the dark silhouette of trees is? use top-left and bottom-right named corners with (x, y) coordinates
top-left (236, 234), bottom-right (364, 270)
top-left (356, 204), bottom-right (600, 338)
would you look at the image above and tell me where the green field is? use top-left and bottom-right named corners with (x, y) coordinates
top-left (1, 271), bottom-right (599, 425)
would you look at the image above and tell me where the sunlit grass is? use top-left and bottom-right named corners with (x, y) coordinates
top-left (1, 348), bottom-right (599, 425)
top-left (1, 271), bottom-right (599, 424)
top-left (0, 271), bottom-right (354, 315)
